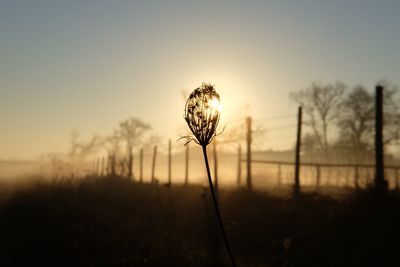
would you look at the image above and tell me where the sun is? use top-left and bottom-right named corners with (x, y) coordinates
top-left (209, 96), bottom-right (222, 112)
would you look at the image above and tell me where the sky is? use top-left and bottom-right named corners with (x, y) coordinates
top-left (1, 0), bottom-right (399, 159)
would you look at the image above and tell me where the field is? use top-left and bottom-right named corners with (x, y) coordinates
top-left (0, 176), bottom-right (399, 267)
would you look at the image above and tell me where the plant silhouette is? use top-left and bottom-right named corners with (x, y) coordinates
top-left (182, 83), bottom-right (237, 266)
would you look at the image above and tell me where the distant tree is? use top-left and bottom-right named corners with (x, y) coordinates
top-left (337, 85), bottom-right (375, 151)
top-left (119, 117), bottom-right (151, 179)
top-left (290, 82), bottom-right (346, 153)
top-left (68, 130), bottom-right (101, 161)
top-left (379, 80), bottom-right (400, 145)
top-left (69, 130), bottom-right (80, 159)
top-left (78, 134), bottom-right (101, 159)
top-left (337, 81), bottom-right (400, 150)
top-left (141, 134), bottom-right (160, 149)
top-left (67, 131), bottom-right (102, 176)
top-left (105, 130), bottom-right (122, 155)
top-left (302, 133), bottom-right (319, 153)
top-left (105, 130), bottom-right (122, 176)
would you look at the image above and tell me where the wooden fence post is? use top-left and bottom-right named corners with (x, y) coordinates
top-left (96, 158), bottom-right (100, 177)
top-left (294, 106), bottom-right (302, 194)
top-left (335, 170), bottom-right (340, 186)
top-left (185, 144), bottom-right (189, 185)
top-left (139, 148), bottom-right (143, 183)
top-left (277, 163), bottom-right (282, 187)
top-left (111, 154), bottom-right (116, 177)
top-left (151, 145), bottom-right (157, 184)
top-left (89, 159), bottom-right (94, 176)
top-left (96, 158), bottom-right (99, 176)
top-left (354, 166), bottom-right (359, 189)
top-left (106, 156), bottom-right (110, 176)
top-left (99, 157), bottom-right (104, 177)
top-left (316, 165), bottom-right (321, 191)
top-left (90, 159), bottom-right (94, 176)
top-left (120, 157), bottom-right (127, 177)
top-left (237, 145), bottom-right (242, 186)
top-left (86, 160), bottom-right (90, 176)
top-left (128, 147), bottom-right (133, 180)
top-left (246, 117), bottom-right (252, 190)
top-left (168, 139), bottom-right (172, 185)
top-left (375, 85), bottom-right (387, 192)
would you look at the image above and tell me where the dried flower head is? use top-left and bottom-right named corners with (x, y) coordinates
top-left (183, 83), bottom-right (221, 146)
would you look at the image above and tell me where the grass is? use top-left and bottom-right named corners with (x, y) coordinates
top-left (0, 176), bottom-right (399, 266)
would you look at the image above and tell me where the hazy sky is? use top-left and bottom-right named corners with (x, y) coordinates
top-left (1, 0), bottom-right (399, 159)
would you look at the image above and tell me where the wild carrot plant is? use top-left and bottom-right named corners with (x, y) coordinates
top-left (182, 83), bottom-right (237, 266)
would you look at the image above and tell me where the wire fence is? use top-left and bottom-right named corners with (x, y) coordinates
top-left (59, 109), bottom-right (399, 193)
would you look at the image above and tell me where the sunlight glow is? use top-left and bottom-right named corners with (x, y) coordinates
top-left (209, 96), bottom-right (222, 113)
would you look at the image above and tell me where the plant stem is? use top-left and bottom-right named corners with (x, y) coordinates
top-left (202, 145), bottom-right (237, 267)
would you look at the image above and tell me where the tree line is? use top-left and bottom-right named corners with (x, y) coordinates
top-left (290, 80), bottom-right (400, 158)
top-left (66, 117), bottom-right (156, 178)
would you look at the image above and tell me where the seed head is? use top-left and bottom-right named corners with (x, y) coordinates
top-left (183, 83), bottom-right (221, 147)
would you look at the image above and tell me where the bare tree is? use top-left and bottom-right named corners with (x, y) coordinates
top-left (338, 81), bottom-right (400, 150)
top-left (105, 130), bottom-right (122, 176)
top-left (67, 131), bottom-right (102, 176)
top-left (337, 85), bottom-right (375, 151)
top-left (69, 130), bottom-right (80, 159)
top-left (119, 117), bottom-right (151, 179)
top-left (290, 81), bottom-right (346, 153)
top-left (78, 134), bottom-right (101, 159)
top-left (302, 133), bottom-right (319, 153)
top-left (379, 80), bottom-right (400, 145)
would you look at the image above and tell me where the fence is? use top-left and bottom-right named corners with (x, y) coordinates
top-left (83, 141), bottom-right (239, 187)
top-left (75, 86), bottom-right (400, 192)
top-left (80, 133), bottom-right (400, 191)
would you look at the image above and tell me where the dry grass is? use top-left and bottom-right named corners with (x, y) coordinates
top-left (0, 176), bottom-right (399, 266)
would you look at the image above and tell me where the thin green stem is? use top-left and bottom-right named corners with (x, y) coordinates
top-left (202, 145), bottom-right (237, 267)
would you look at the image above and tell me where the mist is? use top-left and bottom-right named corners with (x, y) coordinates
top-left (1, 1), bottom-right (400, 266)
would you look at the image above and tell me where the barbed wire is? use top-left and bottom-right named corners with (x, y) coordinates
top-left (252, 114), bottom-right (297, 122)
top-left (87, 112), bottom-right (369, 164)
top-left (264, 124), bottom-right (297, 132)
top-left (265, 135), bottom-right (296, 140)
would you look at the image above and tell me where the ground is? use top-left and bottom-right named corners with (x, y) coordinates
top-left (0, 176), bottom-right (398, 267)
